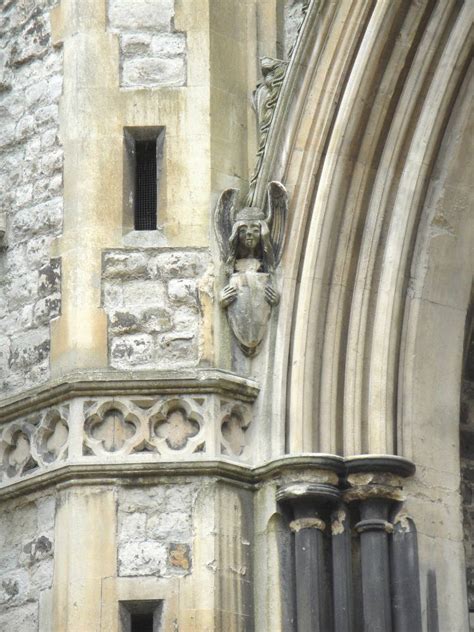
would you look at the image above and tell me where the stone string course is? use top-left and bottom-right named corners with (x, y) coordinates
top-left (102, 248), bottom-right (212, 371)
top-left (108, 0), bottom-right (187, 88)
top-left (0, 0), bottom-right (63, 398)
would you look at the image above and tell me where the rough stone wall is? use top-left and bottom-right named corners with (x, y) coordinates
top-left (0, 493), bottom-right (55, 632)
top-left (118, 483), bottom-right (198, 577)
top-left (0, 0), bottom-right (62, 398)
top-left (108, 0), bottom-right (186, 88)
top-left (102, 248), bottom-right (211, 370)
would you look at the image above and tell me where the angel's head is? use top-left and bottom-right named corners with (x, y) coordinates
top-left (215, 182), bottom-right (287, 278)
top-left (227, 207), bottom-right (274, 272)
top-left (237, 221), bottom-right (261, 254)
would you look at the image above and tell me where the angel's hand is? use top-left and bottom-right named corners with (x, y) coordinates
top-left (265, 284), bottom-right (279, 306)
top-left (220, 285), bottom-right (238, 308)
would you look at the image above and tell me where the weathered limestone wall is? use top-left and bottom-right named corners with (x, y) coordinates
top-left (0, 0), bottom-right (62, 398)
top-left (108, 0), bottom-right (187, 89)
top-left (0, 493), bottom-right (55, 632)
top-left (117, 483), bottom-right (197, 578)
top-left (45, 479), bottom-right (254, 631)
top-left (102, 248), bottom-right (212, 369)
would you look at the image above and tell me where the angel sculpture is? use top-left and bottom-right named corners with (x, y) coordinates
top-left (214, 182), bottom-right (288, 356)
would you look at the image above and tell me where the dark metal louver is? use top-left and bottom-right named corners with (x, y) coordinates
top-left (134, 140), bottom-right (157, 230)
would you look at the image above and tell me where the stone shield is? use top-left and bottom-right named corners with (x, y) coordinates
top-left (227, 271), bottom-right (271, 355)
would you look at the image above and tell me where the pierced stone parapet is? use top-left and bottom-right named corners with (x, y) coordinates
top-left (0, 405), bottom-right (69, 482)
top-left (0, 370), bottom-right (259, 491)
top-left (219, 401), bottom-right (252, 460)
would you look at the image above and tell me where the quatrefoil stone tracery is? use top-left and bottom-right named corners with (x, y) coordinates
top-left (83, 401), bottom-right (146, 456)
top-left (149, 398), bottom-right (203, 454)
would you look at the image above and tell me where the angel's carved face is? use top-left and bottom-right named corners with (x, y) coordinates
top-left (238, 221), bottom-right (261, 252)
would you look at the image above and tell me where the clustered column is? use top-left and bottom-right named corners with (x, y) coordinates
top-left (278, 480), bottom-right (340, 631)
top-left (344, 457), bottom-right (422, 632)
top-left (276, 456), bottom-right (422, 632)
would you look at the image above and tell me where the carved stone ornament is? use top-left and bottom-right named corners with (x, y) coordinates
top-left (246, 58), bottom-right (288, 206)
top-left (215, 182), bottom-right (288, 356)
top-left (0, 421), bottom-right (38, 479)
top-left (220, 401), bottom-right (252, 459)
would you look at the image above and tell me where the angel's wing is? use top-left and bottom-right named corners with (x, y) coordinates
top-left (266, 181), bottom-right (288, 266)
top-left (214, 188), bottom-right (239, 261)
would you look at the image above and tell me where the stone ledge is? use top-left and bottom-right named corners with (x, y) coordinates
top-left (0, 453), bottom-right (416, 502)
top-left (0, 368), bottom-right (260, 423)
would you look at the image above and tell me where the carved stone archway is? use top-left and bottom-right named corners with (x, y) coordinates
top-left (252, 0), bottom-right (473, 628)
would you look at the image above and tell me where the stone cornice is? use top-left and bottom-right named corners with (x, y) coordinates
top-left (0, 453), bottom-right (415, 502)
top-left (0, 368), bottom-right (260, 424)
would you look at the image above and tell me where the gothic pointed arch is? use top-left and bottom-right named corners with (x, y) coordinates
top-left (257, 0), bottom-right (473, 465)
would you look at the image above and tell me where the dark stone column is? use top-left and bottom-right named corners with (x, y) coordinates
top-left (390, 512), bottom-right (423, 632)
top-left (356, 497), bottom-right (394, 632)
top-left (331, 505), bottom-right (354, 632)
top-left (277, 481), bottom-right (340, 632)
top-left (344, 456), bottom-right (416, 632)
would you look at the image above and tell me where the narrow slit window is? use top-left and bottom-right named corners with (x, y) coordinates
top-left (123, 127), bottom-right (165, 233)
top-left (135, 139), bottom-right (157, 230)
top-left (119, 600), bottom-right (162, 632)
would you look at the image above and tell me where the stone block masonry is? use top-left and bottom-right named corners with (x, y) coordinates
top-left (0, 494), bottom-right (55, 632)
top-left (108, 0), bottom-right (187, 88)
top-left (0, 0), bottom-right (63, 398)
top-left (118, 484), bottom-right (198, 577)
top-left (102, 248), bottom-right (212, 370)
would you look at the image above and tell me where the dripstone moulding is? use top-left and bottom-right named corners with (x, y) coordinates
top-left (215, 181), bottom-right (288, 356)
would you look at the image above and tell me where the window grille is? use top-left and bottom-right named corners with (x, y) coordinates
top-left (134, 139), bottom-right (157, 230)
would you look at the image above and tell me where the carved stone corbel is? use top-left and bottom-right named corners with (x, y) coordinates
top-left (214, 182), bottom-right (287, 356)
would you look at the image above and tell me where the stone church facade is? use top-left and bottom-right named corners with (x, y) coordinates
top-left (0, 1), bottom-right (473, 630)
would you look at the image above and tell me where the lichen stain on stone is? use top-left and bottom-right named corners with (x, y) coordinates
top-left (331, 510), bottom-right (346, 535)
top-left (431, 211), bottom-right (455, 236)
top-left (168, 542), bottom-right (191, 572)
top-left (282, 484), bottom-right (308, 496)
top-left (2, 579), bottom-right (19, 599)
top-left (393, 511), bottom-right (411, 533)
top-left (206, 559), bottom-right (217, 573)
top-left (230, 565), bottom-right (247, 576)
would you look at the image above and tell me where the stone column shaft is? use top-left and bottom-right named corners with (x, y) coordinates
top-left (277, 477), bottom-right (341, 632)
top-left (390, 515), bottom-right (423, 632)
top-left (356, 498), bottom-right (393, 632)
top-left (331, 506), bottom-right (354, 632)
top-left (291, 502), bottom-right (328, 632)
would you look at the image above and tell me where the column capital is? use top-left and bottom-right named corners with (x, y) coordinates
top-left (276, 481), bottom-right (341, 506)
top-left (343, 455), bottom-right (415, 504)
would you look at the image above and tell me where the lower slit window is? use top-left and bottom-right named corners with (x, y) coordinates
top-left (120, 600), bottom-right (162, 632)
top-left (131, 612), bottom-right (154, 632)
